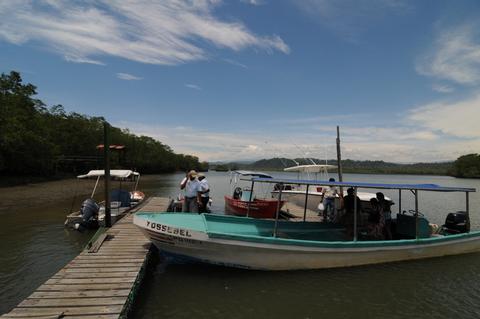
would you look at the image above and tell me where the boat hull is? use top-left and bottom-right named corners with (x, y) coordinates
top-left (134, 213), bottom-right (480, 270)
top-left (224, 195), bottom-right (284, 219)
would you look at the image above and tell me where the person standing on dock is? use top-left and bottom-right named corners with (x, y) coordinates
top-left (322, 178), bottom-right (338, 222)
top-left (180, 170), bottom-right (201, 213)
top-left (198, 173), bottom-right (210, 213)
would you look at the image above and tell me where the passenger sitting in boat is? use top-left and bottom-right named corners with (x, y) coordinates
top-left (342, 187), bottom-right (362, 238)
top-left (377, 192), bottom-right (393, 240)
top-left (233, 187), bottom-right (242, 199)
top-left (366, 198), bottom-right (385, 240)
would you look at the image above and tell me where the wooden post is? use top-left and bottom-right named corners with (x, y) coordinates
top-left (336, 126), bottom-right (344, 195)
top-left (398, 189), bottom-right (402, 215)
top-left (303, 184), bottom-right (309, 222)
top-left (353, 187), bottom-right (358, 242)
top-left (414, 189), bottom-right (418, 239)
top-left (466, 192), bottom-right (470, 232)
top-left (273, 184), bottom-right (283, 237)
top-left (104, 122), bottom-right (111, 228)
top-left (246, 180), bottom-right (254, 217)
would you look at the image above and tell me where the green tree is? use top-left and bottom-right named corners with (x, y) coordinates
top-left (0, 71), bottom-right (205, 178)
top-left (453, 154), bottom-right (480, 178)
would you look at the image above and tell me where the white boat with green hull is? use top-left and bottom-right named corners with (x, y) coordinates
top-left (134, 178), bottom-right (477, 270)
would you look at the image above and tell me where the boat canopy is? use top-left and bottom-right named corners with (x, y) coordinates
top-left (77, 170), bottom-right (140, 179)
top-left (248, 177), bottom-right (476, 193)
top-left (284, 164), bottom-right (337, 173)
top-left (232, 170), bottom-right (273, 178)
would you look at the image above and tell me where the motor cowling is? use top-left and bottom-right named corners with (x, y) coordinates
top-left (80, 198), bottom-right (100, 222)
top-left (443, 211), bottom-right (470, 234)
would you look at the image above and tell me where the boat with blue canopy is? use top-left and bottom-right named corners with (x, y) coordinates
top-left (134, 178), bottom-right (478, 270)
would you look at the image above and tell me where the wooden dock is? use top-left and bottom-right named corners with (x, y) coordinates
top-left (1, 197), bottom-right (170, 319)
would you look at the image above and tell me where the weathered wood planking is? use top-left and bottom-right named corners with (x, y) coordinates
top-left (1, 197), bottom-right (171, 319)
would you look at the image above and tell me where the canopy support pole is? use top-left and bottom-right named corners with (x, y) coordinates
top-left (303, 185), bottom-right (309, 222)
top-left (414, 189), bottom-right (419, 240)
top-left (353, 187), bottom-right (358, 242)
top-left (273, 184), bottom-right (283, 237)
top-left (134, 175), bottom-right (140, 191)
top-left (466, 192), bottom-right (470, 232)
top-left (91, 176), bottom-right (100, 198)
top-left (398, 189), bottom-right (402, 215)
top-left (246, 180), bottom-right (254, 218)
top-left (336, 126), bottom-right (344, 196)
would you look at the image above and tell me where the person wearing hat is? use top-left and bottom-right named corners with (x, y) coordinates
top-left (197, 173), bottom-right (210, 213)
top-left (180, 170), bottom-right (201, 213)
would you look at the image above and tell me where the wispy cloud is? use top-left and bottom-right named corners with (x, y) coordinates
top-left (241, 0), bottom-right (264, 5)
top-left (222, 58), bottom-right (248, 69)
top-left (116, 72), bottom-right (143, 81)
top-left (115, 117), bottom-right (476, 163)
top-left (185, 83), bottom-right (202, 90)
top-left (409, 93), bottom-right (480, 139)
top-left (432, 83), bottom-right (454, 93)
top-left (292, 0), bottom-right (411, 41)
top-left (0, 1), bottom-right (289, 66)
top-left (417, 22), bottom-right (480, 85)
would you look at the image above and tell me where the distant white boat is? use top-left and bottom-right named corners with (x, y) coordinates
top-left (272, 164), bottom-right (391, 213)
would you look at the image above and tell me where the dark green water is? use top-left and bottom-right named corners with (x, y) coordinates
top-left (1, 173), bottom-right (480, 318)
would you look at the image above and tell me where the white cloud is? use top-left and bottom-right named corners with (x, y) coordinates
top-left (432, 83), bottom-right (454, 93)
top-left (292, 0), bottom-right (411, 41)
top-left (417, 22), bottom-right (480, 85)
top-left (409, 93), bottom-right (480, 139)
top-left (185, 83), bottom-right (202, 90)
top-left (223, 58), bottom-right (248, 69)
top-left (116, 72), bottom-right (143, 80)
top-left (114, 120), bottom-right (473, 163)
top-left (241, 0), bottom-right (264, 5)
top-left (0, 0), bottom-right (289, 65)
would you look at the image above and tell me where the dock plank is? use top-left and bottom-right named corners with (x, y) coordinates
top-left (29, 290), bottom-right (131, 299)
top-left (1, 196), bottom-right (169, 319)
top-left (19, 297), bottom-right (126, 308)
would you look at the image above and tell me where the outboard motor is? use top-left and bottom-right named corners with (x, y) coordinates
top-left (80, 198), bottom-right (100, 228)
top-left (442, 211), bottom-right (470, 234)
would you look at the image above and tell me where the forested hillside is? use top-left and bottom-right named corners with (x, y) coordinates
top-left (211, 157), bottom-right (454, 176)
top-left (0, 71), bottom-right (207, 179)
top-left (452, 154), bottom-right (480, 178)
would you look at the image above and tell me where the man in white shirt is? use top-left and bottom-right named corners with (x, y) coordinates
top-left (180, 170), bottom-right (201, 213)
top-left (322, 178), bottom-right (338, 222)
top-left (198, 173), bottom-right (210, 213)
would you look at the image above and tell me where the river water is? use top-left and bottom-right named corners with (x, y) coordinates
top-left (1, 172), bottom-right (480, 318)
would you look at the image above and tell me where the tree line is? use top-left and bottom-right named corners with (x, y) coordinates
top-left (0, 71), bottom-right (208, 180)
top-left (213, 155), bottom-right (480, 178)
top-left (451, 154), bottom-right (480, 178)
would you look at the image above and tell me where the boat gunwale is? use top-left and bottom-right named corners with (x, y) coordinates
top-left (135, 212), bottom-right (480, 249)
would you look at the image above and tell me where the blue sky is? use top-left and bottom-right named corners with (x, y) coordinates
top-left (1, 0), bottom-right (480, 163)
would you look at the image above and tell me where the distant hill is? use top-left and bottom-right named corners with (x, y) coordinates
top-left (210, 157), bottom-right (454, 176)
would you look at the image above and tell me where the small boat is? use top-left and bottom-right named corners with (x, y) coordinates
top-left (134, 178), bottom-right (478, 270)
top-left (272, 164), bottom-right (392, 213)
top-left (224, 170), bottom-right (285, 218)
top-left (65, 169), bottom-right (145, 230)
